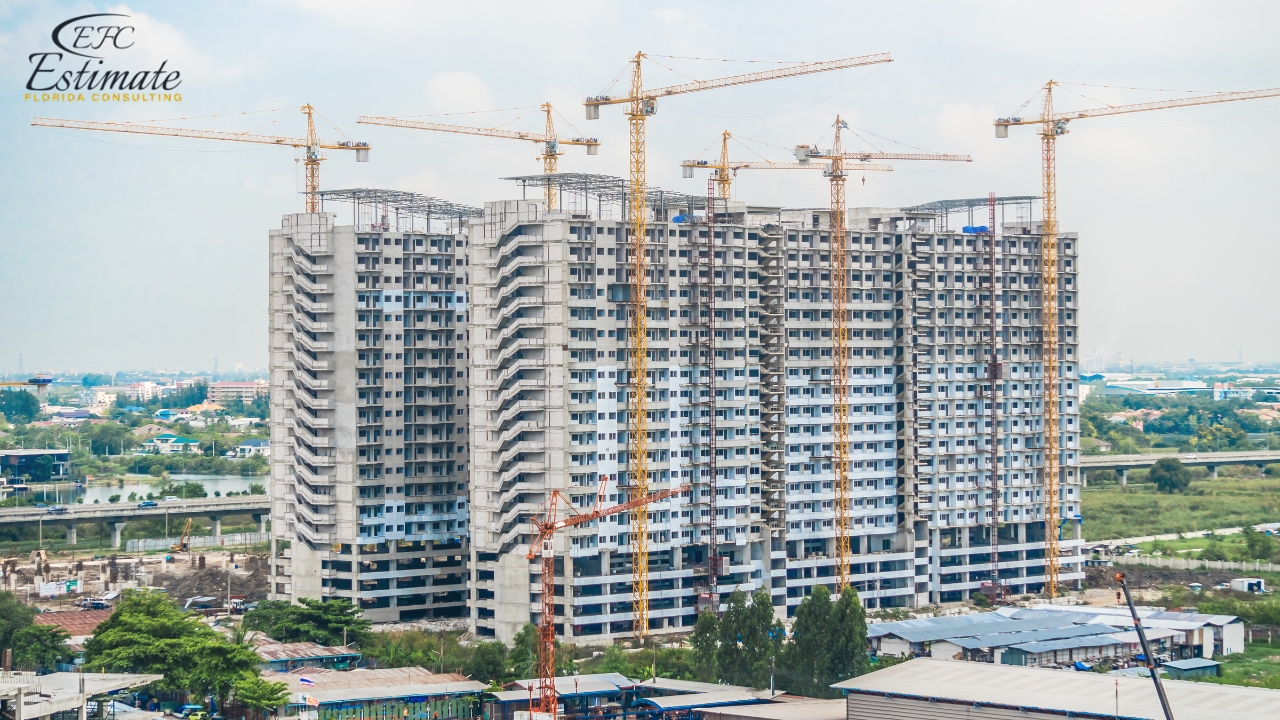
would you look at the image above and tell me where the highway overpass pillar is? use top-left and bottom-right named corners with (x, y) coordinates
top-left (1119, 469), bottom-right (1128, 487)
top-left (210, 516), bottom-right (222, 538)
top-left (111, 523), bottom-right (126, 549)
top-left (1210, 465), bottom-right (1218, 479)
top-left (253, 514), bottom-right (266, 534)
top-left (64, 524), bottom-right (76, 546)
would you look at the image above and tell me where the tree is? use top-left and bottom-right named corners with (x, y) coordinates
top-left (690, 611), bottom-right (718, 682)
top-left (28, 456), bottom-right (53, 484)
top-left (716, 590), bottom-right (781, 689)
top-left (12, 624), bottom-right (69, 671)
top-left (82, 374), bottom-right (113, 387)
top-left (826, 589), bottom-right (870, 684)
top-left (84, 591), bottom-right (260, 706)
top-left (231, 675), bottom-right (289, 712)
top-left (1149, 457), bottom-right (1191, 493)
top-left (465, 641), bottom-right (507, 683)
top-left (248, 483), bottom-right (267, 495)
top-left (506, 622), bottom-right (538, 679)
top-left (0, 391), bottom-right (39, 424)
top-left (0, 591), bottom-right (38, 651)
top-left (782, 585), bottom-right (833, 697)
top-left (242, 598), bottom-right (369, 647)
top-left (1243, 526), bottom-right (1278, 561)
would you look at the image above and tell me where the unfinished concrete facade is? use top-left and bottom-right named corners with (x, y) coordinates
top-left (268, 212), bottom-right (471, 622)
top-left (467, 199), bottom-right (916, 643)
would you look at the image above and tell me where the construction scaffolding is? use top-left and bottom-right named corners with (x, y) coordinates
top-left (502, 173), bottom-right (708, 220)
top-left (310, 188), bottom-right (482, 233)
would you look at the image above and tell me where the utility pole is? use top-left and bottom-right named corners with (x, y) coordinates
top-left (770, 656), bottom-right (776, 696)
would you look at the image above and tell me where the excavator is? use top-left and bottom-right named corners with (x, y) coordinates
top-left (172, 519), bottom-right (193, 553)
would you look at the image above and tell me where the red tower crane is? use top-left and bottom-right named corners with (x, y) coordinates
top-left (526, 484), bottom-right (688, 719)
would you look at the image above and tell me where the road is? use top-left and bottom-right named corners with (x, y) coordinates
top-left (2, 495), bottom-right (269, 548)
top-left (1080, 449), bottom-right (1280, 477)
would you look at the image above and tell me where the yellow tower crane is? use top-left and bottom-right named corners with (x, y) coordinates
top-left (996, 82), bottom-right (1280, 598)
top-left (688, 123), bottom-right (969, 591)
top-left (680, 130), bottom-right (895, 196)
top-left (32, 105), bottom-right (369, 212)
top-left (357, 103), bottom-right (599, 210)
top-left (585, 50), bottom-right (893, 638)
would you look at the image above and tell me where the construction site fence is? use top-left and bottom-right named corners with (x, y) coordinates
top-left (1111, 554), bottom-right (1280, 573)
top-left (126, 532), bottom-right (268, 552)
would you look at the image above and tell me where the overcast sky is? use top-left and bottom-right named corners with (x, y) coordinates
top-left (2, 1), bottom-right (1278, 374)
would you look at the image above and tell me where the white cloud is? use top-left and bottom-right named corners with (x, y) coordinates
top-left (656, 8), bottom-right (684, 23)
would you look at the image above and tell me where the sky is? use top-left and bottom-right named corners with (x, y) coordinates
top-left (2, 1), bottom-right (1278, 374)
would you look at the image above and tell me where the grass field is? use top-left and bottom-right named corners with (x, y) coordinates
top-left (1202, 640), bottom-right (1280, 690)
top-left (1081, 476), bottom-right (1280, 541)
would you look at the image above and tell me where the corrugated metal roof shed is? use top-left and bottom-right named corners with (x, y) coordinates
top-left (833, 658), bottom-right (1280, 720)
top-left (869, 613), bottom-right (1077, 643)
top-left (635, 689), bottom-right (774, 710)
top-left (945, 622), bottom-right (1119, 650)
top-left (697, 699), bottom-right (844, 720)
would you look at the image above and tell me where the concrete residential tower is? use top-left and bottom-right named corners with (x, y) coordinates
top-left (268, 198), bottom-right (476, 622)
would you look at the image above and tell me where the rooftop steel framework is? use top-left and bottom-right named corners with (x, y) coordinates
top-left (312, 188), bottom-right (482, 232)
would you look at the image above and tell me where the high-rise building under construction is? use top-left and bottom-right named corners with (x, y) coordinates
top-left (267, 184), bottom-right (1084, 637)
top-left (267, 194), bottom-right (477, 623)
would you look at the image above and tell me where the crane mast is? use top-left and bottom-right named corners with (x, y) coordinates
top-left (625, 52), bottom-right (652, 638)
top-left (828, 117), bottom-right (852, 590)
top-left (996, 81), bottom-right (1280, 598)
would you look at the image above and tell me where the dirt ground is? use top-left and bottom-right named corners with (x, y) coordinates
top-left (1084, 564), bottom-right (1239, 592)
top-left (152, 553), bottom-right (270, 601)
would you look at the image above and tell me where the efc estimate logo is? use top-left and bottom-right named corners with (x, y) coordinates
top-left (25, 12), bottom-right (184, 103)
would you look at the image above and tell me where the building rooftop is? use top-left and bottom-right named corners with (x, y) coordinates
top-left (833, 658), bottom-right (1280, 720)
top-left (252, 638), bottom-right (360, 663)
top-left (944, 622), bottom-right (1120, 650)
top-left (1163, 658), bottom-right (1221, 671)
top-left (278, 667), bottom-right (483, 704)
top-left (0, 672), bottom-right (162, 717)
top-left (33, 609), bottom-right (114, 638)
top-left (869, 612), bottom-right (1074, 644)
top-left (997, 604), bottom-right (1240, 629)
top-left (696, 699), bottom-right (845, 720)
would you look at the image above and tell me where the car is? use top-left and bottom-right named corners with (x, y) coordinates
top-left (46, 506), bottom-right (68, 515)
top-left (163, 496), bottom-right (179, 502)
top-left (33, 503), bottom-right (47, 508)
top-left (137, 500), bottom-right (159, 509)
top-left (1184, 454), bottom-right (1198, 460)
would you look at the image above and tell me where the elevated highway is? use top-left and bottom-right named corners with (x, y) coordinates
top-left (1080, 450), bottom-right (1280, 484)
top-left (2, 495), bottom-right (270, 548)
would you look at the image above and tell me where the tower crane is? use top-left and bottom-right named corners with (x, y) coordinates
top-left (31, 105), bottom-right (369, 213)
top-left (527, 484), bottom-right (688, 720)
top-left (584, 50), bottom-right (892, 638)
top-left (357, 103), bottom-right (599, 210)
top-left (685, 121), bottom-right (968, 591)
top-left (996, 82), bottom-right (1280, 598)
top-left (0, 375), bottom-right (53, 393)
top-left (680, 129), bottom-right (895, 197)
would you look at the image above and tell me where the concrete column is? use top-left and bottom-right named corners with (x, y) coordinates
top-left (111, 522), bottom-right (126, 549)
top-left (64, 524), bottom-right (76, 546)
top-left (1119, 469), bottom-right (1128, 486)
top-left (253, 514), bottom-right (267, 534)
top-left (1080, 470), bottom-right (1087, 488)
top-left (77, 696), bottom-right (87, 720)
top-left (1210, 466), bottom-right (1218, 479)
top-left (210, 515), bottom-right (222, 537)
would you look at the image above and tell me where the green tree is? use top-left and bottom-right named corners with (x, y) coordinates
top-left (782, 585), bottom-right (833, 696)
top-left (1149, 457), bottom-right (1191, 493)
top-left (231, 675), bottom-right (289, 712)
top-left (28, 456), bottom-right (53, 484)
top-left (826, 589), bottom-right (870, 684)
top-left (465, 641), bottom-right (507, 683)
top-left (248, 483), bottom-right (267, 495)
top-left (0, 591), bottom-right (37, 658)
top-left (507, 622), bottom-right (538, 679)
top-left (1242, 526), bottom-right (1278, 561)
top-left (84, 591), bottom-right (259, 706)
top-left (716, 590), bottom-right (781, 688)
top-left (690, 610), bottom-right (719, 682)
top-left (11, 623), bottom-right (69, 671)
top-left (0, 391), bottom-right (40, 424)
top-left (242, 598), bottom-right (369, 646)
top-left (81, 374), bottom-right (113, 387)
